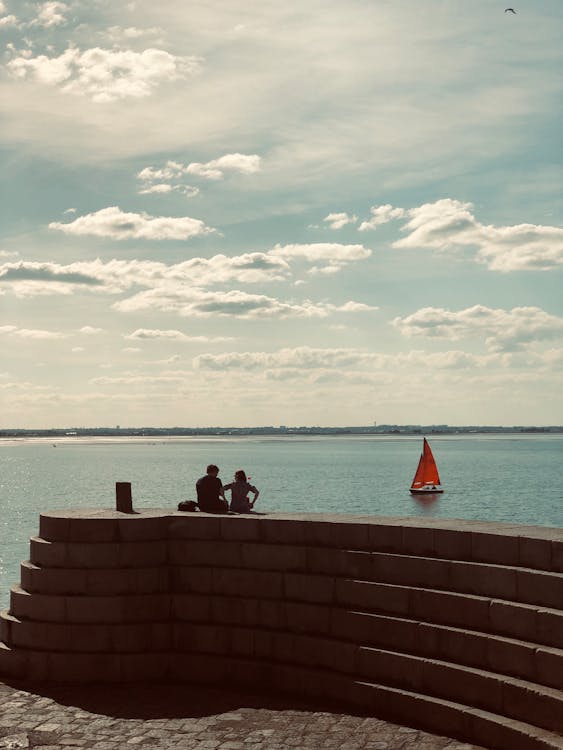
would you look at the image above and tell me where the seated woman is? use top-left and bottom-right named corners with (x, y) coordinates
top-left (223, 469), bottom-right (259, 513)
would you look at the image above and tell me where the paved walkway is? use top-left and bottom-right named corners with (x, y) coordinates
top-left (0, 680), bottom-right (485, 750)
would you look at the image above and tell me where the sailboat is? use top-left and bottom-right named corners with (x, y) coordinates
top-left (410, 438), bottom-right (444, 494)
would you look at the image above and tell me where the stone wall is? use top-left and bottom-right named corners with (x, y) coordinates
top-left (1, 510), bottom-right (562, 750)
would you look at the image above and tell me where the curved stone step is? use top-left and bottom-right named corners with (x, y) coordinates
top-left (20, 560), bottom-right (170, 596)
top-left (9, 585), bottom-right (172, 624)
top-left (172, 590), bottom-right (563, 688)
top-left (29, 536), bottom-right (168, 569)
top-left (168, 621), bottom-right (563, 733)
top-left (1, 610), bottom-right (172, 653)
top-left (2, 643), bottom-right (561, 748)
top-left (29, 534), bottom-right (563, 611)
top-left (172, 566), bottom-right (563, 648)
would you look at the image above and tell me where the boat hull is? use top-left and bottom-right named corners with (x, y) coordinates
top-left (410, 487), bottom-right (444, 494)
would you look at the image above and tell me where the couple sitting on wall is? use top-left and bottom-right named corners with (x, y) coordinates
top-left (196, 464), bottom-right (259, 514)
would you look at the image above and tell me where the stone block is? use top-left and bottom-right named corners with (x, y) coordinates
top-left (173, 622), bottom-right (229, 655)
top-left (471, 532), bottom-right (519, 566)
top-left (212, 568), bottom-right (284, 599)
top-left (373, 553), bottom-right (450, 590)
top-left (489, 600), bottom-right (538, 643)
top-left (410, 588), bottom-right (490, 631)
top-left (534, 646), bottom-right (563, 690)
top-left (502, 680), bottom-right (563, 733)
top-left (356, 646), bottom-right (423, 692)
top-left (48, 651), bottom-right (121, 682)
top-left (0, 641), bottom-right (26, 679)
top-left (120, 652), bottom-right (169, 682)
top-left (67, 517), bottom-right (119, 543)
top-left (257, 599), bottom-right (286, 630)
top-left (23, 564), bottom-right (90, 596)
top-left (259, 518), bottom-right (308, 546)
top-left (109, 623), bottom-right (153, 653)
top-left (284, 601), bottom-right (330, 635)
top-left (241, 543), bottom-right (307, 572)
top-left (228, 625), bottom-right (255, 658)
top-left (381, 686), bottom-right (467, 739)
top-left (552, 540), bottom-right (563, 573)
top-left (117, 514), bottom-right (168, 542)
top-left (449, 561), bottom-right (517, 600)
top-left (536, 607), bottom-right (563, 649)
top-left (304, 520), bottom-right (333, 547)
top-left (210, 595), bottom-right (254, 627)
top-left (328, 521), bottom-right (371, 550)
top-left (29, 537), bottom-right (68, 568)
top-left (401, 527), bottom-right (435, 557)
top-left (121, 594), bottom-right (171, 623)
top-left (341, 551), bottom-right (374, 580)
top-left (65, 595), bottom-right (123, 623)
top-left (331, 610), bottom-right (417, 652)
top-left (65, 542), bottom-right (120, 569)
top-left (23, 649), bottom-right (50, 681)
top-left (368, 524), bottom-right (403, 553)
top-left (61, 622), bottom-right (110, 652)
top-left (335, 580), bottom-right (411, 616)
top-left (10, 586), bottom-right (66, 623)
top-left (468, 712), bottom-right (544, 750)
top-left (118, 540), bottom-right (168, 568)
top-left (428, 623), bottom-right (489, 668)
top-left (169, 515), bottom-right (221, 540)
top-left (486, 635), bottom-right (536, 682)
top-left (518, 536), bottom-right (553, 571)
top-left (432, 528), bottom-right (472, 561)
top-left (84, 568), bottom-right (135, 596)
top-left (305, 546), bottom-right (346, 576)
top-left (172, 593), bottom-right (211, 622)
top-left (0, 611), bottom-right (12, 644)
top-left (284, 573), bottom-right (334, 604)
top-left (220, 516), bottom-right (260, 542)
top-left (253, 628), bottom-right (277, 660)
top-left (288, 633), bottom-right (352, 673)
top-left (424, 661), bottom-right (503, 715)
top-left (516, 569), bottom-right (562, 609)
top-left (39, 513), bottom-right (71, 542)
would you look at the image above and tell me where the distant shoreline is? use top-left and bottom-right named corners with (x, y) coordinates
top-left (0, 425), bottom-right (562, 440)
top-left (1, 429), bottom-right (562, 448)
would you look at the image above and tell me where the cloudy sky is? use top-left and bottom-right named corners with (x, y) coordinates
top-left (1, 0), bottom-right (562, 427)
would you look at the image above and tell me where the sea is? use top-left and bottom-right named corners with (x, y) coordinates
top-left (0, 434), bottom-right (562, 607)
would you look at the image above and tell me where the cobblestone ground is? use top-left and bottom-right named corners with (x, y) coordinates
top-left (0, 680), bottom-right (485, 750)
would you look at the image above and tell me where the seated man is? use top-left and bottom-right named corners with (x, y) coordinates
top-left (196, 464), bottom-right (229, 514)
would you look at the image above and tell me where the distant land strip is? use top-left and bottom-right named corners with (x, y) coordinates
top-left (1, 426), bottom-right (562, 438)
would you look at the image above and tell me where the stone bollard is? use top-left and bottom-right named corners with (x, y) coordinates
top-left (115, 481), bottom-right (133, 513)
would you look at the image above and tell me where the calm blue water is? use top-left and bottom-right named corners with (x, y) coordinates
top-left (1, 434), bottom-right (562, 607)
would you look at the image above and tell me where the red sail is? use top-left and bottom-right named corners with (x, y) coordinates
top-left (410, 438), bottom-right (441, 489)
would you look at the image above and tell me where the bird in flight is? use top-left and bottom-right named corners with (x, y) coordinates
top-left (504, 7), bottom-right (517, 13)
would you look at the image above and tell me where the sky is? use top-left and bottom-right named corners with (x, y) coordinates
top-left (0, 0), bottom-right (562, 428)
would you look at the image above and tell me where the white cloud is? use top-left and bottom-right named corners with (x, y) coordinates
top-left (115, 287), bottom-right (376, 319)
top-left (48, 206), bottom-right (215, 240)
top-left (136, 154), bottom-right (260, 195)
top-left (7, 47), bottom-right (201, 102)
top-left (0, 254), bottom-right (290, 297)
top-left (0, 325), bottom-right (66, 340)
top-left (71, 346), bottom-right (85, 352)
top-left (393, 305), bottom-right (563, 352)
top-left (78, 326), bottom-right (103, 334)
top-left (359, 204), bottom-right (406, 232)
top-left (0, 13), bottom-right (18, 26)
top-left (270, 242), bottom-right (371, 274)
top-left (185, 153), bottom-right (261, 180)
top-left (138, 183), bottom-right (199, 197)
top-left (32, 2), bottom-right (68, 28)
top-left (392, 199), bottom-right (563, 271)
top-left (124, 328), bottom-right (231, 342)
top-left (194, 346), bottom-right (493, 372)
top-left (324, 212), bottom-right (358, 230)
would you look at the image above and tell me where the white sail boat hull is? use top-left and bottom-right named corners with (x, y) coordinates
top-left (410, 484), bottom-right (444, 494)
